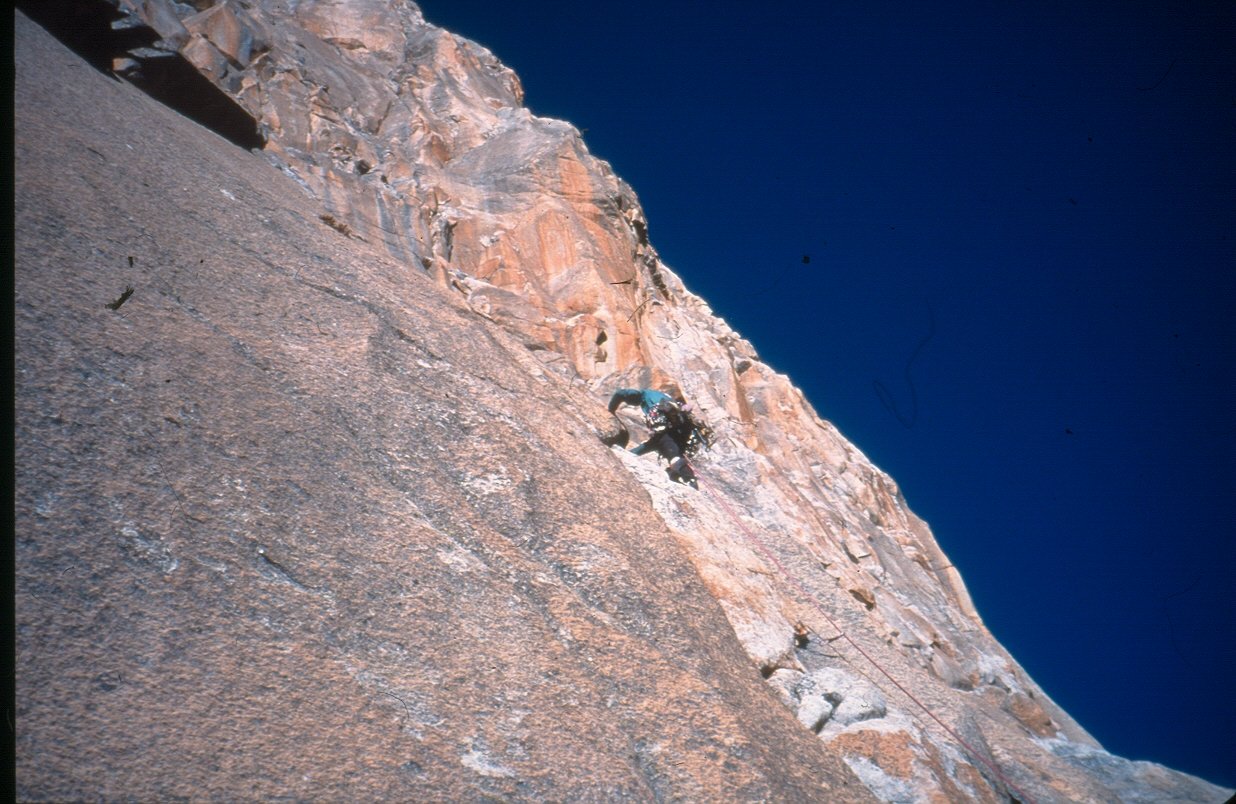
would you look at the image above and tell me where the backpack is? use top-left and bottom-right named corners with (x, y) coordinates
top-left (647, 400), bottom-right (714, 457)
top-left (646, 400), bottom-right (686, 433)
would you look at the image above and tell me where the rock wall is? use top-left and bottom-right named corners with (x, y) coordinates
top-left (15, 4), bottom-right (1232, 802)
top-left (14, 13), bottom-right (870, 800)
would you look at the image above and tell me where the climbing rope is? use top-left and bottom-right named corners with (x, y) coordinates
top-left (691, 469), bottom-right (1036, 804)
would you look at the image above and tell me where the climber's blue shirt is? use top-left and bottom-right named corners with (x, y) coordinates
top-left (608, 388), bottom-right (672, 415)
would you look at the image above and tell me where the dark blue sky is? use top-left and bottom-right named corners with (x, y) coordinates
top-left (419, 1), bottom-right (1235, 787)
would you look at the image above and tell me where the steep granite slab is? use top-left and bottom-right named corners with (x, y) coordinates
top-left (15, 14), bottom-right (872, 800)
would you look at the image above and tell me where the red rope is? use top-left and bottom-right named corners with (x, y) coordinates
top-left (694, 473), bottom-right (1035, 804)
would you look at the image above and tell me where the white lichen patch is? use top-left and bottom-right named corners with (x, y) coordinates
top-left (461, 469), bottom-right (512, 495)
top-left (119, 524), bottom-right (178, 574)
top-left (461, 746), bottom-right (515, 778)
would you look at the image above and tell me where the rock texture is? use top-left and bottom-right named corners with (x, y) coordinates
top-left (14, 14), bottom-right (870, 801)
top-left (14, 4), bottom-right (1232, 803)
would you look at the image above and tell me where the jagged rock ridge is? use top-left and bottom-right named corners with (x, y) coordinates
top-left (15, 3), bottom-right (1232, 802)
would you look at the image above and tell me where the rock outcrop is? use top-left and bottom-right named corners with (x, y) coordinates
top-left (14, 4), bottom-right (1232, 802)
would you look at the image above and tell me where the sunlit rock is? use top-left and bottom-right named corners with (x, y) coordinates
top-left (14, 4), bottom-right (1232, 802)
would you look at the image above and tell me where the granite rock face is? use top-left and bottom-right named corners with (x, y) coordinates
top-left (14, 14), bottom-right (869, 801)
top-left (15, 4), bottom-right (1232, 803)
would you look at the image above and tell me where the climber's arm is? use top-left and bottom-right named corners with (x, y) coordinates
top-left (607, 388), bottom-right (643, 414)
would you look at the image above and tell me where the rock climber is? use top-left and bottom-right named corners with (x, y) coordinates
top-left (607, 387), bottom-right (708, 488)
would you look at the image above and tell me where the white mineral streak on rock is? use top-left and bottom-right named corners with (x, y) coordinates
top-left (844, 755), bottom-right (920, 804)
top-left (461, 470), bottom-right (512, 495)
top-left (461, 745), bottom-right (516, 778)
top-left (106, 1), bottom-right (1231, 800)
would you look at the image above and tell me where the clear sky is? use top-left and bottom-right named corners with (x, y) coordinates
top-left (419, 0), bottom-right (1235, 787)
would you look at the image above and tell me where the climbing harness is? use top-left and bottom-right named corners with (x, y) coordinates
top-left (687, 460), bottom-right (1036, 804)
